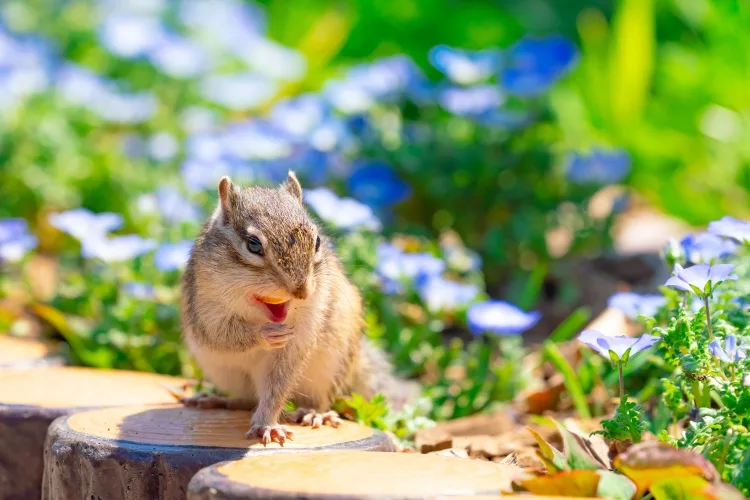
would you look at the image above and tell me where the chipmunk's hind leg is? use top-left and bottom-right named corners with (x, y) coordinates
top-left (286, 408), bottom-right (342, 428)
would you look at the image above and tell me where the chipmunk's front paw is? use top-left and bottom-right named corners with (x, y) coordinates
top-left (260, 324), bottom-right (294, 349)
top-left (245, 424), bottom-right (294, 446)
top-left (180, 392), bottom-right (232, 409)
top-left (289, 408), bottom-right (342, 429)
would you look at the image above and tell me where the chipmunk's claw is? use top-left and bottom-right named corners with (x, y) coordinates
top-left (180, 393), bottom-right (232, 409)
top-left (290, 408), bottom-right (342, 429)
top-left (245, 424), bottom-right (294, 446)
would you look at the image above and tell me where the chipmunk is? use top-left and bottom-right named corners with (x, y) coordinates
top-left (180, 172), bottom-right (417, 445)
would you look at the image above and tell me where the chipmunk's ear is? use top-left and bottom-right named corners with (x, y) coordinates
top-left (218, 176), bottom-right (235, 220)
top-left (282, 170), bottom-right (303, 203)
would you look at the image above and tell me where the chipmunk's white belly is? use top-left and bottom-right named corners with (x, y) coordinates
top-left (185, 335), bottom-right (262, 399)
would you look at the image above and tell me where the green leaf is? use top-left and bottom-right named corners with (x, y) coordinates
top-left (547, 307), bottom-right (591, 343)
top-left (609, 349), bottom-right (621, 365)
top-left (553, 419), bottom-right (607, 471)
top-left (596, 471), bottom-right (637, 500)
top-left (621, 348), bottom-right (631, 366)
top-left (543, 342), bottom-right (591, 418)
top-left (527, 427), bottom-right (568, 473)
top-left (650, 476), bottom-right (710, 500)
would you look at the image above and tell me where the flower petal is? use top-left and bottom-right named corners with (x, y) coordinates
top-left (578, 330), bottom-right (611, 358)
top-left (708, 264), bottom-right (738, 282)
top-left (708, 339), bottom-right (731, 363)
top-left (630, 334), bottom-right (661, 356)
top-left (676, 264), bottom-right (711, 292)
top-left (664, 276), bottom-right (691, 292)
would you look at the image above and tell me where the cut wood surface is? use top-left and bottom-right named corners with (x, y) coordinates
top-left (0, 366), bottom-right (186, 500)
top-left (43, 405), bottom-right (394, 500)
top-left (187, 451), bottom-right (529, 500)
top-left (0, 335), bottom-right (65, 369)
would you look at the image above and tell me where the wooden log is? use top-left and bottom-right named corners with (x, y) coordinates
top-left (0, 335), bottom-right (65, 369)
top-left (0, 366), bottom-right (185, 500)
top-left (43, 404), bottom-right (394, 500)
top-left (187, 451), bottom-right (533, 500)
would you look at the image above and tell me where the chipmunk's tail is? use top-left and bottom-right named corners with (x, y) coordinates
top-left (355, 337), bottom-right (422, 412)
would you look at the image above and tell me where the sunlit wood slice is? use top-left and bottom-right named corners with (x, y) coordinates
top-left (187, 451), bottom-right (530, 500)
top-left (0, 367), bottom-right (186, 499)
top-left (0, 335), bottom-right (65, 369)
top-left (43, 405), bottom-right (393, 500)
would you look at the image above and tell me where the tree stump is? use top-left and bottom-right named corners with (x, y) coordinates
top-left (186, 451), bottom-right (530, 500)
top-left (0, 366), bottom-right (186, 500)
top-left (0, 336), bottom-right (65, 369)
top-left (43, 405), bottom-right (394, 500)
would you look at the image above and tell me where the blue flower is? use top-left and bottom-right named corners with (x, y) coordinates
top-left (471, 108), bottom-right (533, 129)
top-left (49, 209), bottom-right (124, 242)
top-left (501, 35), bottom-right (577, 97)
top-left (98, 13), bottom-right (165, 58)
top-left (221, 120), bottom-right (292, 161)
top-left (376, 244), bottom-right (445, 294)
top-left (147, 35), bottom-right (210, 78)
top-left (324, 56), bottom-right (422, 113)
top-left (268, 94), bottom-right (328, 139)
top-left (82, 235), bottom-right (157, 262)
top-left (665, 263), bottom-right (738, 297)
top-left (122, 281), bottom-right (157, 300)
top-left (96, 90), bottom-right (158, 124)
top-left (607, 292), bottom-right (665, 320)
top-left (578, 329), bottom-right (660, 363)
top-left (0, 218), bottom-right (37, 262)
top-left (417, 275), bottom-right (479, 313)
top-left (708, 216), bottom-right (750, 244)
top-left (467, 300), bottom-right (540, 336)
top-left (148, 132), bottom-right (180, 162)
top-left (566, 149), bottom-right (631, 185)
top-left (304, 188), bottom-right (381, 231)
top-left (347, 161), bottom-right (411, 209)
top-left (437, 85), bottom-right (504, 116)
top-left (428, 45), bottom-right (501, 85)
top-left (680, 232), bottom-right (737, 264)
top-left (199, 72), bottom-right (277, 110)
top-left (139, 187), bottom-right (201, 224)
top-left (180, 106), bottom-right (219, 134)
top-left (181, 158), bottom-right (232, 192)
top-left (179, 0), bottom-right (266, 52)
top-left (154, 241), bottom-right (193, 271)
top-left (709, 335), bottom-right (747, 363)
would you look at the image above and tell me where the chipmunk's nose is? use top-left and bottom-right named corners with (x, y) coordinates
top-left (291, 278), bottom-right (314, 300)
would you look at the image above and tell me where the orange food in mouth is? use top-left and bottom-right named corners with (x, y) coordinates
top-left (254, 296), bottom-right (290, 322)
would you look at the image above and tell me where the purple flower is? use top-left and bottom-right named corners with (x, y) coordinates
top-left (98, 13), bottom-right (165, 58)
top-left (437, 85), bottom-right (504, 116)
top-left (680, 232), bottom-right (737, 264)
top-left (82, 235), bottom-right (157, 262)
top-left (417, 275), bottom-right (479, 313)
top-left (566, 149), bottom-right (631, 185)
top-left (428, 45), bottom-right (501, 85)
top-left (501, 35), bottom-right (577, 97)
top-left (376, 245), bottom-right (445, 293)
top-left (139, 187), bottom-right (201, 224)
top-left (304, 188), bottom-right (381, 232)
top-left (665, 263), bottom-right (739, 297)
top-left (148, 35), bottom-right (210, 78)
top-left (122, 281), bottom-right (156, 300)
top-left (268, 94), bottom-right (327, 139)
top-left (49, 209), bottom-right (123, 242)
top-left (708, 216), bottom-right (750, 244)
top-left (180, 158), bottom-right (232, 192)
top-left (154, 241), bottom-right (193, 271)
top-left (709, 335), bottom-right (747, 363)
top-left (199, 72), bottom-right (277, 110)
top-left (607, 292), bottom-right (665, 320)
top-left (579, 329), bottom-right (661, 362)
top-left (148, 132), bottom-right (180, 162)
top-left (347, 160), bottom-right (410, 209)
top-left (0, 218), bottom-right (37, 262)
top-left (221, 120), bottom-right (291, 161)
top-left (467, 300), bottom-right (540, 336)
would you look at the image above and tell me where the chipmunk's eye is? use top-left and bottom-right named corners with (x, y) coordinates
top-left (315, 236), bottom-right (321, 253)
top-left (246, 236), bottom-right (264, 256)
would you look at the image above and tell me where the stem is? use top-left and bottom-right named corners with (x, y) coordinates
top-left (704, 295), bottom-right (714, 340)
top-left (618, 361), bottom-right (625, 401)
top-left (718, 431), bottom-right (732, 476)
top-left (682, 293), bottom-right (688, 309)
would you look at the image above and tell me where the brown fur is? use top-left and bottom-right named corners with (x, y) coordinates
top-left (181, 172), bottom-right (415, 433)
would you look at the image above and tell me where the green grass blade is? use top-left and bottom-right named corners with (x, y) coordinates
top-left (543, 342), bottom-right (591, 419)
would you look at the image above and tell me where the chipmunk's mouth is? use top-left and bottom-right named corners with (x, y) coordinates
top-left (255, 296), bottom-right (290, 323)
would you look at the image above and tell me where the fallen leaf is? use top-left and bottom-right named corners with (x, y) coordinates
top-left (614, 442), bottom-right (720, 498)
top-left (414, 427), bottom-right (453, 454)
top-left (596, 470), bottom-right (637, 500)
top-left (527, 427), bottom-right (568, 473)
top-left (553, 419), bottom-right (608, 470)
top-left (650, 476), bottom-right (711, 499)
top-left (514, 470), bottom-right (601, 496)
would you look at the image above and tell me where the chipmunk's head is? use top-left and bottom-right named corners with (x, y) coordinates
top-left (210, 171), bottom-right (324, 323)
